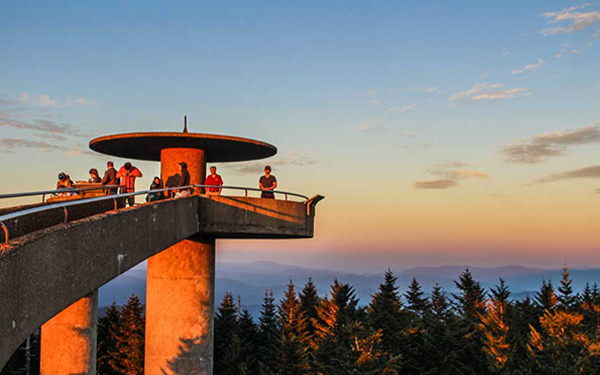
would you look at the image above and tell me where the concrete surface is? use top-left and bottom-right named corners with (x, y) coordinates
top-left (40, 290), bottom-right (98, 375)
top-left (145, 236), bottom-right (215, 375)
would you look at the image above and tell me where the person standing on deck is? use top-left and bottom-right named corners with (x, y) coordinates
top-left (101, 161), bottom-right (119, 194)
top-left (259, 165), bottom-right (277, 199)
top-left (175, 162), bottom-right (191, 198)
top-left (204, 166), bottom-right (223, 196)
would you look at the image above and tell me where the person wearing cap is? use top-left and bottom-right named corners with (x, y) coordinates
top-left (101, 161), bottom-right (119, 194)
top-left (259, 165), bottom-right (277, 199)
top-left (204, 166), bottom-right (223, 196)
top-left (117, 162), bottom-right (143, 206)
top-left (175, 161), bottom-right (191, 198)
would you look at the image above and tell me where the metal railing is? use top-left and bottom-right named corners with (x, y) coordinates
top-left (0, 184), bottom-right (308, 202)
top-left (0, 186), bottom-right (120, 203)
top-left (0, 184), bottom-right (310, 243)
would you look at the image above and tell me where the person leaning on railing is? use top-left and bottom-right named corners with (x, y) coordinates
top-left (88, 168), bottom-right (101, 183)
top-left (117, 162), bottom-right (142, 206)
top-left (56, 172), bottom-right (76, 197)
top-left (146, 177), bottom-right (165, 202)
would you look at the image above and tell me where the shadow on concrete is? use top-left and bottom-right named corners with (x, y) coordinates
top-left (196, 195), bottom-right (313, 238)
top-left (161, 335), bottom-right (211, 375)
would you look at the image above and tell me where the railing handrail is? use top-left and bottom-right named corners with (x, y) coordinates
top-left (0, 184), bottom-right (308, 202)
top-left (0, 184), bottom-right (310, 242)
top-left (0, 186), bottom-right (120, 201)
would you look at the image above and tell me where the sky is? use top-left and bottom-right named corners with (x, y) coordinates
top-left (1, 0), bottom-right (600, 272)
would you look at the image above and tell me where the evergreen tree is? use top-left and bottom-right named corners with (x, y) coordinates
top-left (97, 302), bottom-right (122, 375)
top-left (422, 284), bottom-right (463, 375)
top-left (430, 283), bottom-right (452, 322)
top-left (239, 308), bottom-right (259, 375)
top-left (278, 280), bottom-right (310, 375)
top-left (367, 270), bottom-right (404, 359)
top-left (214, 292), bottom-right (244, 375)
top-left (535, 280), bottom-right (557, 312)
top-left (405, 277), bottom-right (430, 317)
top-left (479, 279), bottom-right (511, 373)
top-left (592, 283), bottom-right (600, 305)
top-left (528, 309), bottom-right (589, 374)
top-left (312, 279), bottom-right (361, 375)
top-left (257, 290), bottom-right (280, 375)
top-left (452, 269), bottom-right (488, 375)
top-left (453, 268), bottom-right (487, 321)
top-left (402, 277), bottom-right (430, 375)
top-left (505, 295), bottom-right (537, 375)
top-left (299, 278), bottom-right (320, 336)
top-left (558, 266), bottom-right (577, 311)
top-left (115, 294), bottom-right (145, 375)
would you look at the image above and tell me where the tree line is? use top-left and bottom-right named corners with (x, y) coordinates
top-left (3, 267), bottom-right (600, 375)
top-left (214, 267), bottom-right (600, 375)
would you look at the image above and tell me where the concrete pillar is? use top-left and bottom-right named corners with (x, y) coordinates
top-left (145, 235), bottom-right (216, 375)
top-left (40, 290), bottom-right (98, 375)
top-left (161, 148), bottom-right (206, 194)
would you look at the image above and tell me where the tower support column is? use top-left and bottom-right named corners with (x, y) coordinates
top-left (40, 290), bottom-right (98, 375)
top-left (160, 148), bottom-right (206, 194)
top-left (145, 235), bottom-right (216, 375)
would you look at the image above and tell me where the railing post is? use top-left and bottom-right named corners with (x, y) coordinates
top-left (63, 207), bottom-right (69, 224)
top-left (0, 222), bottom-right (8, 244)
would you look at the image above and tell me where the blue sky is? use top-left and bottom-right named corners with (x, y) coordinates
top-left (1, 1), bottom-right (600, 271)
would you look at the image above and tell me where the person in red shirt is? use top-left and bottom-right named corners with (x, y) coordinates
top-left (117, 162), bottom-right (143, 206)
top-left (204, 166), bottom-right (223, 196)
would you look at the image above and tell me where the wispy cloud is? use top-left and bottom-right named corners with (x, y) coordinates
top-left (555, 44), bottom-right (581, 58)
top-left (11, 92), bottom-right (93, 108)
top-left (18, 93), bottom-right (58, 107)
top-left (511, 60), bottom-right (544, 75)
top-left (0, 114), bottom-right (84, 138)
top-left (409, 86), bottom-right (440, 94)
top-left (414, 163), bottom-right (488, 190)
top-left (359, 89), bottom-right (378, 97)
top-left (0, 138), bottom-right (62, 152)
top-left (431, 169), bottom-right (489, 180)
top-left (449, 83), bottom-right (532, 106)
top-left (387, 104), bottom-right (416, 113)
top-left (532, 165), bottom-right (600, 184)
top-left (221, 152), bottom-right (318, 175)
top-left (541, 4), bottom-right (600, 35)
top-left (358, 118), bottom-right (389, 133)
top-left (501, 125), bottom-right (600, 164)
top-left (434, 160), bottom-right (473, 169)
top-left (413, 180), bottom-right (458, 189)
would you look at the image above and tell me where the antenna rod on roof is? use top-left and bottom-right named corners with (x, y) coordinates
top-left (183, 115), bottom-right (188, 133)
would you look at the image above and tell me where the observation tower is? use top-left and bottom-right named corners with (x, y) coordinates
top-left (88, 122), bottom-right (319, 375)
top-left (0, 119), bottom-right (323, 375)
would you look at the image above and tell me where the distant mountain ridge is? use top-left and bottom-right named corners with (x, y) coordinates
top-left (99, 261), bottom-right (600, 318)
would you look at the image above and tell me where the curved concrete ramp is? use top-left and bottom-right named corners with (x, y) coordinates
top-left (0, 194), bottom-right (321, 369)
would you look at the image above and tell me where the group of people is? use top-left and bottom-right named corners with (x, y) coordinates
top-left (146, 164), bottom-right (278, 200)
top-left (56, 161), bottom-right (142, 205)
top-left (55, 161), bottom-right (278, 205)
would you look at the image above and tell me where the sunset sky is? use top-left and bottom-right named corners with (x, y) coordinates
top-left (1, 1), bottom-right (600, 272)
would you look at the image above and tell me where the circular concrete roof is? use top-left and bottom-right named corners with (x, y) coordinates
top-left (89, 132), bottom-right (277, 162)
